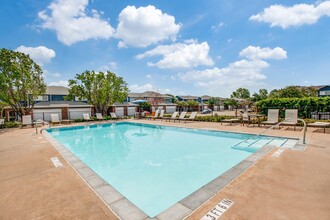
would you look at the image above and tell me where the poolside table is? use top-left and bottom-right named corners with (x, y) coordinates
top-left (247, 114), bottom-right (264, 127)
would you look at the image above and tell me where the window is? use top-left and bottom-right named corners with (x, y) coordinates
top-left (36, 95), bottom-right (48, 101)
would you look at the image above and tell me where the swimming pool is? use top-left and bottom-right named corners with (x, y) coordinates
top-left (46, 122), bottom-right (291, 218)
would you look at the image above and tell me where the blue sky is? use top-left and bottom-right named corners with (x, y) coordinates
top-left (1, 0), bottom-right (329, 97)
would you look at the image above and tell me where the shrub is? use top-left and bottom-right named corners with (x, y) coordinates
top-left (4, 121), bottom-right (20, 128)
top-left (255, 97), bottom-right (330, 118)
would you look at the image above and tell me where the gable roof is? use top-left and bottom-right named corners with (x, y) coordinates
top-left (128, 91), bottom-right (171, 98)
top-left (46, 86), bottom-right (69, 95)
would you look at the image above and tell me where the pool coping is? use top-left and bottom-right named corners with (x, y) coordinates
top-left (42, 122), bottom-right (303, 220)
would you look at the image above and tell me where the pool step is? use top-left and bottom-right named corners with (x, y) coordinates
top-left (267, 138), bottom-right (288, 147)
top-left (281, 139), bottom-right (298, 149)
top-left (231, 138), bottom-right (272, 153)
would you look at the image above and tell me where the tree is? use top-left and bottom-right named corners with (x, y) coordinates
top-left (251, 89), bottom-right (268, 102)
top-left (67, 70), bottom-right (129, 115)
top-left (175, 100), bottom-right (188, 112)
top-left (186, 100), bottom-right (199, 111)
top-left (0, 48), bottom-right (46, 118)
top-left (207, 97), bottom-right (218, 110)
top-left (269, 86), bottom-right (317, 98)
top-left (231, 88), bottom-right (250, 99)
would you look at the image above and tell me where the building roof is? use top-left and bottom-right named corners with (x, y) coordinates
top-left (176, 95), bottom-right (199, 100)
top-left (128, 91), bottom-right (172, 98)
top-left (46, 86), bottom-right (69, 95)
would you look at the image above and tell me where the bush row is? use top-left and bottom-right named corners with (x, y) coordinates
top-left (255, 97), bottom-right (330, 118)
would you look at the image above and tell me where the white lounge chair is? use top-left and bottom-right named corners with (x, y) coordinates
top-left (157, 109), bottom-right (165, 119)
top-left (21, 115), bottom-right (33, 128)
top-left (96, 113), bottom-right (106, 120)
top-left (280, 109), bottom-right (299, 130)
top-left (221, 118), bottom-right (240, 126)
top-left (307, 122), bottom-right (330, 133)
top-left (179, 112), bottom-right (197, 123)
top-left (173, 112), bottom-right (187, 123)
top-left (51, 114), bottom-right (61, 126)
top-left (146, 110), bottom-right (159, 120)
top-left (261, 109), bottom-right (279, 127)
top-left (162, 112), bottom-right (178, 122)
top-left (110, 112), bottom-right (121, 120)
top-left (83, 113), bottom-right (93, 122)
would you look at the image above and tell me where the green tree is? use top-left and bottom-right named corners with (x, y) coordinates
top-left (0, 48), bottom-right (46, 118)
top-left (175, 100), bottom-right (188, 111)
top-left (67, 70), bottom-right (129, 115)
top-left (231, 88), bottom-right (250, 99)
top-left (252, 89), bottom-right (268, 102)
top-left (207, 97), bottom-right (218, 110)
top-left (269, 86), bottom-right (317, 98)
top-left (186, 100), bottom-right (199, 111)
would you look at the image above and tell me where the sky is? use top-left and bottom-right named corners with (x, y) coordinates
top-left (1, 0), bottom-right (329, 97)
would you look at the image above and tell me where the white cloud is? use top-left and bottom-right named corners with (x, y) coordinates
top-left (178, 46), bottom-right (287, 95)
top-left (115, 5), bottom-right (181, 48)
top-left (136, 41), bottom-right (214, 69)
top-left (211, 22), bottom-right (225, 32)
top-left (38, 0), bottom-right (114, 45)
top-left (146, 74), bottom-right (152, 79)
top-left (250, 1), bottom-right (330, 28)
top-left (129, 83), bottom-right (155, 92)
top-left (15, 45), bottom-right (55, 66)
top-left (48, 80), bottom-right (69, 87)
top-left (129, 83), bottom-right (172, 94)
top-left (239, 46), bottom-right (287, 60)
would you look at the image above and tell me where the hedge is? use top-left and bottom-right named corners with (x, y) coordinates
top-left (255, 97), bottom-right (330, 118)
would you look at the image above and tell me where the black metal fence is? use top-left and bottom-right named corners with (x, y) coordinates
top-left (310, 112), bottom-right (330, 120)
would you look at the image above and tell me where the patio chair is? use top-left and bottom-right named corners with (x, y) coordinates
top-left (156, 110), bottom-right (165, 120)
top-left (83, 113), bottom-right (93, 122)
top-left (51, 114), bottom-right (61, 126)
top-left (179, 112), bottom-right (197, 123)
top-left (146, 110), bottom-right (159, 120)
top-left (96, 113), bottom-right (106, 120)
top-left (173, 111), bottom-right (187, 123)
top-left (110, 112), bottom-right (122, 120)
top-left (162, 112), bottom-right (179, 122)
top-left (221, 118), bottom-right (240, 126)
top-left (307, 122), bottom-right (330, 133)
top-left (261, 109), bottom-right (279, 127)
top-left (21, 115), bottom-right (33, 128)
top-left (280, 109), bottom-right (299, 131)
top-left (241, 113), bottom-right (251, 126)
top-left (0, 118), bottom-right (4, 129)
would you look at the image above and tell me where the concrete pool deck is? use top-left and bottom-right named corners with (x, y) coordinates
top-left (0, 120), bottom-right (329, 219)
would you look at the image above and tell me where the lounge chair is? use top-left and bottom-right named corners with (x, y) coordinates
top-left (179, 112), bottom-right (197, 123)
top-left (0, 119), bottom-right (4, 129)
top-left (110, 112), bottom-right (122, 120)
top-left (280, 109), bottom-right (299, 131)
top-left (96, 113), bottom-right (106, 120)
top-left (261, 109), bottom-right (279, 127)
top-left (162, 112), bottom-right (179, 122)
top-left (307, 122), bottom-right (330, 133)
top-left (241, 113), bottom-right (251, 126)
top-left (156, 110), bottom-right (165, 120)
top-left (83, 113), bottom-right (93, 122)
top-left (221, 118), bottom-right (240, 126)
top-left (146, 110), bottom-right (159, 120)
top-left (21, 115), bottom-right (33, 128)
top-left (51, 114), bottom-right (61, 126)
top-left (173, 112), bottom-right (187, 123)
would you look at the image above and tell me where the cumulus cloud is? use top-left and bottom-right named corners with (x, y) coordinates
top-left (250, 1), bottom-right (330, 28)
top-left (136, 41), bottom-right (214, 69)
top-left (129, 83), bottom-right (172, 94)
top-left (15, 45), bottom-right (56, 66)
top-left (239, 46), bottom-right (287, 60)
top-left (115, 5), bottom-right (181, 48)
top-left (38, 0), bottom-right (114, 45)
top-left (178, 46), bottom-right (287, 94)
top-left (48, 80), bottom-right (69, 87)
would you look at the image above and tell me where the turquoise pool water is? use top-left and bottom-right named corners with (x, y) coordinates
top-left (47, 122), bottom-right (287, 217)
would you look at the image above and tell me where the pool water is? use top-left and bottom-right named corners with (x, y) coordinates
top-left (47, 122), bottom-right (287, 217)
